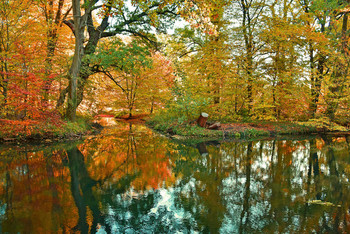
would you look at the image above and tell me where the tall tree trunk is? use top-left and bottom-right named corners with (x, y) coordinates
top-left (309, 18), bottom-right (326, 118)
top-left (247, 58), bottom-right (253, 113)
top-left (66, 0), bottom-right (84, 121)
top-left (309, 43), bottom-right (317, 117)
top-left (0, 58), bottom-right (8, 113)
top-left (240, 0), bottom-right (255, 116)
top-left (58, 8), bottom-right (108, 113)
top-left (272, 77), bottom-right (277, 117)
top-left (43, 33), bottom-right (58, 105)
top-left (311, 55), bottom-right (325, 117)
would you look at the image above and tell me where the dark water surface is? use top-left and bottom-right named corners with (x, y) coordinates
top-left (0, 121), bottom-right (350, 233)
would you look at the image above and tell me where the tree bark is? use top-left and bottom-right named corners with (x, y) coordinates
top-left (66, 0), bottom-right (85, 121)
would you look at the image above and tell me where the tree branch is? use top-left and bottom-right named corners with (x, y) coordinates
top-left (63, 19), bottom-right (75, 35)
top-left (60, 5), bottom-right (72, 26)
top-left (101, 3), bottom-right (162, 38)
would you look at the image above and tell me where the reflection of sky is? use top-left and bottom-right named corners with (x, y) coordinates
top-left (150, 189), bottom-right (184, 219)
top-left (221, 172), bottom-right (270, 233)
top-left (0, 203), bottom-right (6, 219)
top-left (105, 187), bottom-right (200, 233)
top-left (100, 138), bottom-right (349, 233)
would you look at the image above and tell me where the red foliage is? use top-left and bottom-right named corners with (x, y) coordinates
top-left (0, 41), bottom-right (63, 137)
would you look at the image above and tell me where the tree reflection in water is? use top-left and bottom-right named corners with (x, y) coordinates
top-left (0, 123), bottom-right (349, 233)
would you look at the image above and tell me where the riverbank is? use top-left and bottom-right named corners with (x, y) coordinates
top-left (146, 117), bottom-right (350, 140)
top-left (0, 113), bottom-right (151, 144)
top-left (0, 117), bottom-right (103, 144)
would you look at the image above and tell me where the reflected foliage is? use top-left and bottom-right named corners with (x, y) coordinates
top-left (0, 123), bottom-right (350, 233)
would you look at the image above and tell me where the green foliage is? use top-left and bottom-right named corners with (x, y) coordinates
top-left (164, 81), bottom-right (210, 121)
top-left (90, 39), bottom-right (153, 74)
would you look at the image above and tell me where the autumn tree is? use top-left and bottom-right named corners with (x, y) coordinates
top-left (301, 0), bottom-right (350, 122)
top-left (257, 0), bottom-right (309, 120)
top-left (55, 0), bottom-right (224, 121)
top-left (0, 0), bottom-right (35, 116)
top-left (57, 0), bottom-right (178, 120)
top-left (230, 0), bottom-right (266, 116)
top-left (0, 0), bottom-right (74, 139)
top-left (37, 0), bottom-right (72, 102)
top-left (0, 0), bottom-right (56, 121)
top-left (161, 1), bottom-right (237, 120)
top-left (300, 0), bottom-right (330, 118)
top-left (141, 52), bottom-right (174, 114)
top-left (86, 38), bottom-right (174, 117)
top-left (324, 4), bottom-right (350, 121)
top-left (92, 39), bottom-right (153, 118)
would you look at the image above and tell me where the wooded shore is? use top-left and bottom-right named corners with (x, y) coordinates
top-left (147, 117), bottom-right (350, 140)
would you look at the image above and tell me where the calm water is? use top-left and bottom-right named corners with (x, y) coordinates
top-left (0, 121), bottom-right (350, 233)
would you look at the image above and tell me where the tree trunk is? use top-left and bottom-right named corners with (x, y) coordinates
top-left (66, 0), bottom-right (84, 121)
top-left (59, 12), bottom-right (106, 115)
top-left (240, 0), bottom-right (255, 116)
top-left (197, 112), bottom-right (209, 127)
top-left (128, 108), bottom-right (132, 118)
top-left (309, 42), bottom-right (317, 117)
top-left (150, 97), bottom-right (154, 114)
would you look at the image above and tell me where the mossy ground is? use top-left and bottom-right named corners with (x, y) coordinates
top-left (147, 117), bottom-right (350, 140)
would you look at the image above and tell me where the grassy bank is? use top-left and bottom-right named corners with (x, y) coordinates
top-left (147, 116), bottom-right (350, 140)
top-left (0, 116), bottom-right (100, 143)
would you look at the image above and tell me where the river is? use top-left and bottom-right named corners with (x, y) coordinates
top-left (0, 121), bottom-right (349, 233)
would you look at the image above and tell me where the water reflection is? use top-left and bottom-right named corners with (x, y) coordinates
top-left (0, 122), bottom-right (350, 233)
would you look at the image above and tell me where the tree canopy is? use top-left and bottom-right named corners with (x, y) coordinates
top-left (1, 0), bottom-right (350, 133)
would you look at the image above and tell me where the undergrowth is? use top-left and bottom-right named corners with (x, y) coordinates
top-left (0, 115), bottom-right (93, 142)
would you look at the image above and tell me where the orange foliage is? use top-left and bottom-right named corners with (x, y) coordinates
top-left (0, 0), bottom-right (73, 137)
top-left (79, 123), bottom-right (175, 191)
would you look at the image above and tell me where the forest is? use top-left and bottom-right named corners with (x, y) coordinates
top-left (1, 0), bottom-right (350, 140)
top-left (2, 1), bottom-right (350, 232)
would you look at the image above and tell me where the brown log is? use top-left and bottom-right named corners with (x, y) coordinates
top-left (197, 112), bottom-right (208, 127)
top-left (208, 122), bottom-right (221, 130)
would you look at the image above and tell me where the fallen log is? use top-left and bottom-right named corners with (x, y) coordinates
top-left (197, 112), bottom-right (209, 127)
top-left (208, 122), bottom-right (221, 130)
